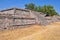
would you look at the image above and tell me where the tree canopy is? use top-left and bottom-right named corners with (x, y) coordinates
top-left (25, 3), bottom-right (59, 16)
top-left (25, 3), bottom-right (35, 10)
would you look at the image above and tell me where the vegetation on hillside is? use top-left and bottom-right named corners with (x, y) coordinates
top-left (25, 3), bottom-right (59, 16)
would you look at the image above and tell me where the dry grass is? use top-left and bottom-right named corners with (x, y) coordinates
top-left (0, 22), bottom-right (60, 40)
top-left (0, 25), bottom-right (45, 40)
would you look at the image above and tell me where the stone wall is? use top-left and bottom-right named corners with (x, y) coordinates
top-left (0, 8), bottom-right (36, 30)
top-left (13, 18), bottom-right (36, 26)
top-left (0, 8), bottom-right (60, 30)
top-left (31, 11), bottom-right (49, 25)
top-left (0, 10), bottom-right (14, 14)
top-left (15, 10), bottom-right (33, 18)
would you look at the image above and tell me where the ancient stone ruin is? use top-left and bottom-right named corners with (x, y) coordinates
top-left (0, 7), bottom-right (60, 30)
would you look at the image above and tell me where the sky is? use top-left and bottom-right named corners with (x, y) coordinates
top-left (0, 0), bottom-right (60, 14)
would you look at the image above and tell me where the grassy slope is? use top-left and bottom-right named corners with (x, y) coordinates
top-left (0, 25), bottom-right (45, 40)
top-left (19, 22), bottom-right (60, 40)
top-left (0, 22), bottom-right (60, 40)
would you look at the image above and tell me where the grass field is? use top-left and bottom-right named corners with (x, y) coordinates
top-left (0, 22), bottom-right (60, 40)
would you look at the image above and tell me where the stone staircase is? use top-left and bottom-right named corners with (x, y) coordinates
top-left (31, 11), bottom-right (50, 25)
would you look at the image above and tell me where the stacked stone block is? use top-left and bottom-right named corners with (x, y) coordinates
top-left (0, 7), bottom-right (60, 30)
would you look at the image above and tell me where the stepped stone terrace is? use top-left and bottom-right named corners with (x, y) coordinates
top-left (0, 7), bottom-right (60, 30)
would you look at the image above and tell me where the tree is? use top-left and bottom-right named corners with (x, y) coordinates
top-left (25, 3), bottom-right (59, 16)
top-left (41, 5), bottom-right (59, 16)
top-left (34, 6), bottom-right (42, 12)
top-left (25, 3), bottom-right (35, 10)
